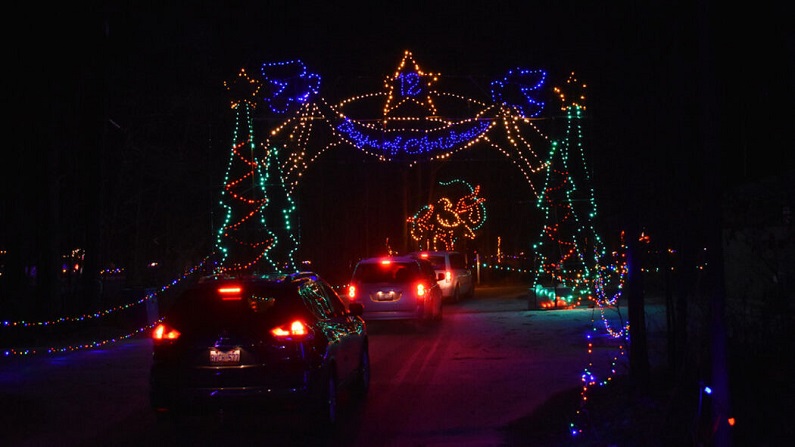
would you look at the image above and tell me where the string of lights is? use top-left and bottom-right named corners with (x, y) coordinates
top-left (4, 54), bottom-right (637, 443)
top-left (2, 256), bottom-right (213, 356)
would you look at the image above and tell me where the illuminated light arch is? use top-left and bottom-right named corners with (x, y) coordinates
top-left (220, 52), bottom-right (615, 307)
top-left (266, 50), bottom-right (550, 195)
top-left (3, 54), bottom-right (625, 414)
top-left (4, 55), bottom-right (631, 447)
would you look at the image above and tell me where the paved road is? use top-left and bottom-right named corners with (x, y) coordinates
top-left (0, 284), bottom-right (667, 447)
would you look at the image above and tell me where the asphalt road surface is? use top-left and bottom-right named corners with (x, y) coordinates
top-left (0, 284), bottom-right (666, 447)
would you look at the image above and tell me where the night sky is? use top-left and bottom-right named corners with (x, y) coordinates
top-left (6, 1), bottom-right (794, 284)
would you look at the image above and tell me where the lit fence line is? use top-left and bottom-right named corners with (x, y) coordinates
top-left (1, 256), bottom-right (212, 357)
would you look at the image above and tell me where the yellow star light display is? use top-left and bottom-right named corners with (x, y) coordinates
top-left (224, 68), bottom-right (261, 110)
top-left (553, 71), bottom-right (587, 111)
top-left (382, 50), bottom-right (439, 118)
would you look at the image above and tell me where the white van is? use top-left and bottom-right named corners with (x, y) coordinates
top-left (409, 251), bottom-right (474, 302)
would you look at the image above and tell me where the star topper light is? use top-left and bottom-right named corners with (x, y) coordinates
top-left (554, 71), bottom-right (587, 111)
top-left (383, 50), bottom-right (439, 118)
top-left (224, 68), bottom-right (261, 109)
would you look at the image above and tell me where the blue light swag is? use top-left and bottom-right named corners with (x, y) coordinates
top-left (336, 118), bottom-right (493, 157)
top-left (260, 60), bottom-right (321, 114)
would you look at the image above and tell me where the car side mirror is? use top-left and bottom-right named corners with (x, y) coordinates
top-left (348, 302), bottom-right (364, 316)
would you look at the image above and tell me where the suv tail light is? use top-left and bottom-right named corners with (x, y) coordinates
top-left (347, 284), bottom-right (357, 300)
top-left (218, 285), bottom-right (243, 300)
top-left (152, 323), bottom-right (180, 343)
top-left (416, 283), bottom-right (427, 298)
top-left (271, 320), bottom-right (311, 341)
top-left (445, 271), bottom-right (452, 282)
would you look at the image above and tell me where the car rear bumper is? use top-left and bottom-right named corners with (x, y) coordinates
top-left (150, 363), bottom-right (322, 410)
top-left (151, 384), bottom-right (317, 409)
top-left (361, 308), bottom-right (424, 321)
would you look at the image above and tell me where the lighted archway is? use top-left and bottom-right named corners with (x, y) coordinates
top-left (217, 50), bottom-right (621, 308)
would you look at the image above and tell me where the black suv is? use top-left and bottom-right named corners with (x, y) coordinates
top-left (149, 271), bottom-right (369, 427)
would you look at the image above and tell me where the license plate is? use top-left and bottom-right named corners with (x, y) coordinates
top-left (373, 291), bottom-right (398, 301)
top-left (210, 348), bottom-right (240, 364)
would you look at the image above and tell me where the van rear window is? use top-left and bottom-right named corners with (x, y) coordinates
top-left (354, 262), bottom-right (418, 283)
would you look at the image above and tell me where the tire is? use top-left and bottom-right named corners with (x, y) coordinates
top-left (352, 345), bottom-right (371, 399)
top-left (433, 297), bottom-right (443, 321)
top-left (316, 369), bottom-right (338, 428)
top-left (452, 285), bottom-right (461, 303)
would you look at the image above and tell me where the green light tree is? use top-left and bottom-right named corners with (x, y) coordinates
top-left (531, 73), bottom-right (605, 307)
top-left (259, 145), bottom-right (299, 272)
top-left (214, 69), bottom-right (273, 273)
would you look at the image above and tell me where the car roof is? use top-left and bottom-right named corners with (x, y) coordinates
top-left (410, 250), bottom-right (460, 256)
top-left (356, 255), bottom-right (420, 265)
top-left (193, 271), bottom-right (323, 289)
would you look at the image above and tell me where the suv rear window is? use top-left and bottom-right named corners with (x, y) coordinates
top-left (425, 256), bottom-right (446, 269)
top-left (448, 252), bottom-right (466, 269)
top-left (353, 261), bottom-right (419, 283)
top-left (166, 284), bottom-right (300, 331)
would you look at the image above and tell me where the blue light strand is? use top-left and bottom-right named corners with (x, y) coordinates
top-left (1, 256), bottom-right (212, 356)
top-left (490, 68), bottom-right (547, 118)
top-left (335, 118), bottom-right (493, 157)
top-left (260, 60), bottom-right (320, 115)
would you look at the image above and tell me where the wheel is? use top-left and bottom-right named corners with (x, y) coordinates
top-left (465, 284), bottom-right (475, 300)
top-left (352, 345), bottom-right (371, 399)
top-left (317, 369), bottom-right (338, 428)
top-left (433, 297), bottom-right (443, 321)
top-left (452, 284), bottom-right (460, 303)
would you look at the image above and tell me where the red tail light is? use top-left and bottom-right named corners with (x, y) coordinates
top-left (348, 284), bottom-right (357, 300)
top-left (218, 285), bottom-right (243, 301)
top-left (445, 271), bottom-right (452, 282)
top-left (416, 283), bottom-right (427, 298)
top-left (152, 323), bottom-right (180, 342)
top-left (271, 320), bottom-right (311, 341)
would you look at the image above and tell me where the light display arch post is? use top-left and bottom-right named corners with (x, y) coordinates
top-left (216, 50), bottom-right (622, 308)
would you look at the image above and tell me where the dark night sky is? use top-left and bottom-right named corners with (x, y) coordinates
top-left (6, 1), bottom-right (794, 282)
top-left (96, 2), bottom-right (793, 188)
